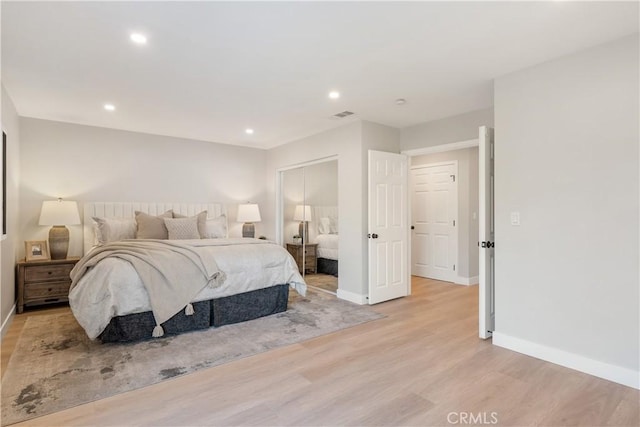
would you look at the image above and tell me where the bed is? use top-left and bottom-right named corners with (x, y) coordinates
top-left (313, 206), bottom-right (338, 277)
top-left (69, 202), bottom-right (305, 342)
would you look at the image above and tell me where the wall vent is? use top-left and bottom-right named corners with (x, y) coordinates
top-left (331, 111), bottom-right (355, 119)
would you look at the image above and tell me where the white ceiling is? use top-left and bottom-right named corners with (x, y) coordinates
top-left (2, 1), bottom-right (638, 149)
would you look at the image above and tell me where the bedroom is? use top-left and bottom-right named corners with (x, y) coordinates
top-left (1, 1), bottom-right (639, 425)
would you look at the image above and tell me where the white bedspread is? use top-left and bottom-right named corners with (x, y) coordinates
top-left (316, 234), bottom-right (339, 260)
top-left (69, 238), bottom-right (306, 339)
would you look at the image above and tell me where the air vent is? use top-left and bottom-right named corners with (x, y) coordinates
top-left (331, 111), bottom-right (355, 119)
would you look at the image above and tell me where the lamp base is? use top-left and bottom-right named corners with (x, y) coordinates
top-left (49, 226), bottom-right (69, 260)
top-left (242, 222), bottom-right (255, 238)
top-left (298, 221), bottom-right (309, 244)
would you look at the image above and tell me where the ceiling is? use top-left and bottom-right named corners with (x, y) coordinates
top-left (2, 1), bottom-right (638, 149)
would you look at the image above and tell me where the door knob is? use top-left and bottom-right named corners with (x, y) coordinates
top-left (372, 234), bottom-right (379, 239)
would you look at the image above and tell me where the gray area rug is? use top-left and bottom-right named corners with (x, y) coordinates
top-left (1, 290), bottom-right (383, 426)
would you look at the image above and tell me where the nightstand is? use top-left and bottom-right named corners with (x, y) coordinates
top-left (286, 243), bottom-right (318, 274)
top-left (16, 257), bottom-right (80, 313)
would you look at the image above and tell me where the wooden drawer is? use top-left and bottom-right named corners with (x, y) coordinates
top-left (303, 245), bottom-right (316, 256)
top-left (24, 263), bottom-right (74, 282)
top-left (24, 281), bottom-right (71, 301)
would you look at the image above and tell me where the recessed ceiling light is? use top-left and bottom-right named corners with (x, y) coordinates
top-left (245, 128), bottom-right (254, 135)
top-left (328, 91), bottom-right (340, 100)
top-left (104, 103), bottom-right (116, 111)
top-left (130, 33), bottom-right (147, 45)
top-left (395, 98), bottom-right (407, 105)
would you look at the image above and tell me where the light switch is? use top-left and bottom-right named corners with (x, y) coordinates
top-left (510, 212), bottom-right (520, 226)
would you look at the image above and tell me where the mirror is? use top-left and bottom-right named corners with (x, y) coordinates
top-left (280, 159), bottom-right (338, 294)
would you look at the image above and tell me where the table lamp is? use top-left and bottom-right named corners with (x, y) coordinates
top-left (38, 198), bottom-right (81, 259)
top-left (294, 205), bottom-right (312, 244)
top-left (237, 203), bottom-right (261, 238)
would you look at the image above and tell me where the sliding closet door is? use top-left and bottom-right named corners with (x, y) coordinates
top-left (282, 167), bottom-right (308, 276)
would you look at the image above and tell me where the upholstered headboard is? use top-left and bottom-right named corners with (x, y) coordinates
top-left (83, 202), bottom-right (226, 255)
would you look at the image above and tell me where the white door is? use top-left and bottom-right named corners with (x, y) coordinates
top-left (411, 163), bottom-right (458, 282)
top-left (368, 150), bottom-right (409, 304)
top-left (479, 126), bottom-right (495, 339)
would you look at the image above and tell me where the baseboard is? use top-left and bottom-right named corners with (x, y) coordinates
top-left (336, 289), bottom-right (367, 305)
top-left (1, 303), bottom-right (16, 341)
top-left (454, 275), bottom-right (479, 286)
top-left (493, 331), bottom-right (640, 390)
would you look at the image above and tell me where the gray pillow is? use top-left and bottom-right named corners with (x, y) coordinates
top-left (173, 210), bottom-right (208, 238)
top-left (164, 217), bottom-right (200, 240)
top-left (92, 217), bottom-right (137, 245)
top-left (135, 210), bottom-right (173, 239)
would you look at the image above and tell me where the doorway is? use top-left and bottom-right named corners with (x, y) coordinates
top-left (408, 146), bottom-right (479, 286)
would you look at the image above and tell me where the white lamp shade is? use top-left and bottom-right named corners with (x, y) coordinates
top-left (236, 203), bottom-right (261, 223)
top-left (39, 200), bottom-right (81, 226)
top-left (293, 205), bottom-right (312, 221)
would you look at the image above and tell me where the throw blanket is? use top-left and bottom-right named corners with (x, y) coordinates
top-left (70, 240), bottom-right (226, 337)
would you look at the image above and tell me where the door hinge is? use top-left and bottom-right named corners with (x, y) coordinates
top-left (453, 264), bottom-right (456, 271)
top-left (450, 174), bottom-right (456, 182)
top-left (453, 220), bottom-right (456, 226)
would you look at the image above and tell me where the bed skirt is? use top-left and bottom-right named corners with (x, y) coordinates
top-left (99, 284), bottom-right (290, 343)
top-left (317, 258), bottom-right (338, 277)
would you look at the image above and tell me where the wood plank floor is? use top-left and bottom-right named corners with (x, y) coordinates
top-left (2, 277), bottom-right (638, 426)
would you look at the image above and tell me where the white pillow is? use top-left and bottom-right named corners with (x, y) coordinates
top-left (164, 217), bottom-right (200, 240)
top-left (329, 216), bottom-right (338, 234)
top-left (202, 214), bottom-right (227, 238)
top-left (92, 217), bottom-right (137, 245)
top-left (318, 217), bottom-right (331, 235)
top-left (173, 210), bottom-right (208, 238)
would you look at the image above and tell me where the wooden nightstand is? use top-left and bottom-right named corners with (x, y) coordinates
top-left (16, 257), bottom-right (80, 313)
top-left (286, 243), bottom-right (318, 274)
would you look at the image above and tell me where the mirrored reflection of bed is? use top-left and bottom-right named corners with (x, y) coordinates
top-left (313, 206), bottom-right (338, 277)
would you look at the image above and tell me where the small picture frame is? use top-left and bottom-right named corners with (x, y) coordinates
top-left (25, 240), bottom-right (50, 262)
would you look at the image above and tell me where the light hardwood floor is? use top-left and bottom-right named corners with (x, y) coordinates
top-left (2, 277), bottom-right (638, 426)
top-left (305, 273), bottom-right (338, 294)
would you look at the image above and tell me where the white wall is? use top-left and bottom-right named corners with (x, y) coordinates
top-left (18, 118), bottom-right (268, 258)
top-left (411, 147), bottom-right (479, 283)
top-left (401, 107), bottom-right (493, 151)
top-left (1, 86), bottom-right (21, 336)
top-left (266, 120), bottom-right (400, 302)
top-left (493, 35), bottom-right (639, 387)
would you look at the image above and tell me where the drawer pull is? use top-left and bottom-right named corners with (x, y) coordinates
top-left (48, 288), bottom-right (53, 292)
top-left (48, 271), bottom-right (52, 275)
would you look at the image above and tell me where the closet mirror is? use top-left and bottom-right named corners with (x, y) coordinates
top-left (280, 159), bottom-right (338, 294)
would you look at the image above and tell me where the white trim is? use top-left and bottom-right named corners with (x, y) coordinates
top-left (493, 331), bottom-right (640, 390)
top-left (337, 288), bottom-right (367, 305)
top-left (402, 138), bottom-right (479, 157)
top-left (454, 275), bottom-right (479, 286)
top-left (1, 303), bottom-right (16, 341)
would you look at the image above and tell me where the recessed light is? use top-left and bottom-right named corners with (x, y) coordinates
top-left (245, 128), bottom-right (254, 135)
top-left (130, 33), bottom-right (147, 45)
top-left (328, 91), bottom-right (340, 100)
top-left (395, 98), bottom-right (407, 105)
top-left (104, 103), bottom-right (116, 111)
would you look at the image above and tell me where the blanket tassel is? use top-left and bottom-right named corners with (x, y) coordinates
top-left (185, 303), bottom-right (194, 316)
top-left (152, 325), bottom-right (164, 338)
